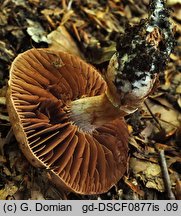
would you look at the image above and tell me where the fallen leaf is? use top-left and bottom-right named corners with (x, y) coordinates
top-left (143, 98), bottom-right (181, 134)
top-left (0, 41), bottom-right (14, 62)
top-left (82, 6), bottom-right (124, 33)
top-left (0, 183), bottom-right (18, 200)
top-left (133, 152), bottom-right (158, 163)
top-left (124, 176), bottom-right (145, 197)
top-left (61, 10), bottom-right (74, 25)
top-left (166, 156), bottom-right (181, 167)
top-left (26, 19), bottom-right (50, 44)
top-left (41, 8), bottom-right (63, 28)
top-left (140, 122), bottom-right (155, 143)
top-left (155, 143), bottom-right (177, 152)
top-left (129, 136), bottom-right (144, 152)
top-left (48, 26), bottom-right (84, 58)
top-left (130, 157), bottom-right (165, 192)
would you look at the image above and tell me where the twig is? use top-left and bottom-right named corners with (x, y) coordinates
top-left (67, 0), bottom-right (74, 10)
top-left (144, 100), bottom-right (163, 131)
top-left (159, 149), bottom-right (175, 200)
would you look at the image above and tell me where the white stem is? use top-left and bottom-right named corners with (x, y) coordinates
top-left (105, 53), bottom-right (158, 114)
top-left (69, 94), bottom-right (122, 132)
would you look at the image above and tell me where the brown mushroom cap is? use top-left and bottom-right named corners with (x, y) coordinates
top-left (7, 48), bottom-right (129, 194)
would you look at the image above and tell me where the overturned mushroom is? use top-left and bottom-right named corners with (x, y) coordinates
top-left (6, 0), bottom-right (174, 195)
top-left (6, 49), bottom-right (129, 194)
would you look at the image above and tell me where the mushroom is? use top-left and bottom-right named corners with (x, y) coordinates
top-left (6, 48), bottom-right (129, 194)
top-left (6, 0), bottom-right (174, 195)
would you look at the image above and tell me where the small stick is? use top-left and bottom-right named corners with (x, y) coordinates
top-left (144, 100), bottom-right (162, 131)
top-left (159, 149), bottom-right (175, 200)
top-left (67, 0), bottom-right (74, 10)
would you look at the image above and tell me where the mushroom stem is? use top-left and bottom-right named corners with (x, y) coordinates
top-left (69, 0), bottom-right (175, 132)
top-left (70, 93), bottom-right (123, 132)
top-left (104, 0), bottom-right (175, 113)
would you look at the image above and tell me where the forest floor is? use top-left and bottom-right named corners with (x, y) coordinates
top-left (0, 0), bottom-right (181, 200)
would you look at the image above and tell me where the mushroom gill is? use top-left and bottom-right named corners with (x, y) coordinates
top-left (7, 48), bottom-right (129, 194)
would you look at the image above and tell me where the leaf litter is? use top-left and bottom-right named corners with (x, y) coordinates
top-left (0, 0), bottom-right (180, 200)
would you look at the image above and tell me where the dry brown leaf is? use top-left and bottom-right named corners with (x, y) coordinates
top-left (143, 98), bottom-right (181, 133)
top-left (140, 122), bottom-right (155, 143)
top-left (82, 6), bottom-right (124, 33)
top-left (129, 136), bottom-right (144, 152)
top-left (123, 176), bottom-right (145, 197)
top-left (41, 8), bottom-right (63, 17)
top-left (41, 9), bottom-right (58, 28)
top-left (155, 143), bottom-right (176, 152)
top-left (166, 156), bottom-right (181, 167)
top-left (0, 183), bottom-right (18, 200)
top-left (61, 10), bottom-right (74, 25)
top-left (133, 152), bottom-right (158, 163)
top-left (48, 26), bottom-right (84, 59)
top-left (0, 41), bottom-right (14, 62)
top-left (130, 157), bottom-right (165, 192)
